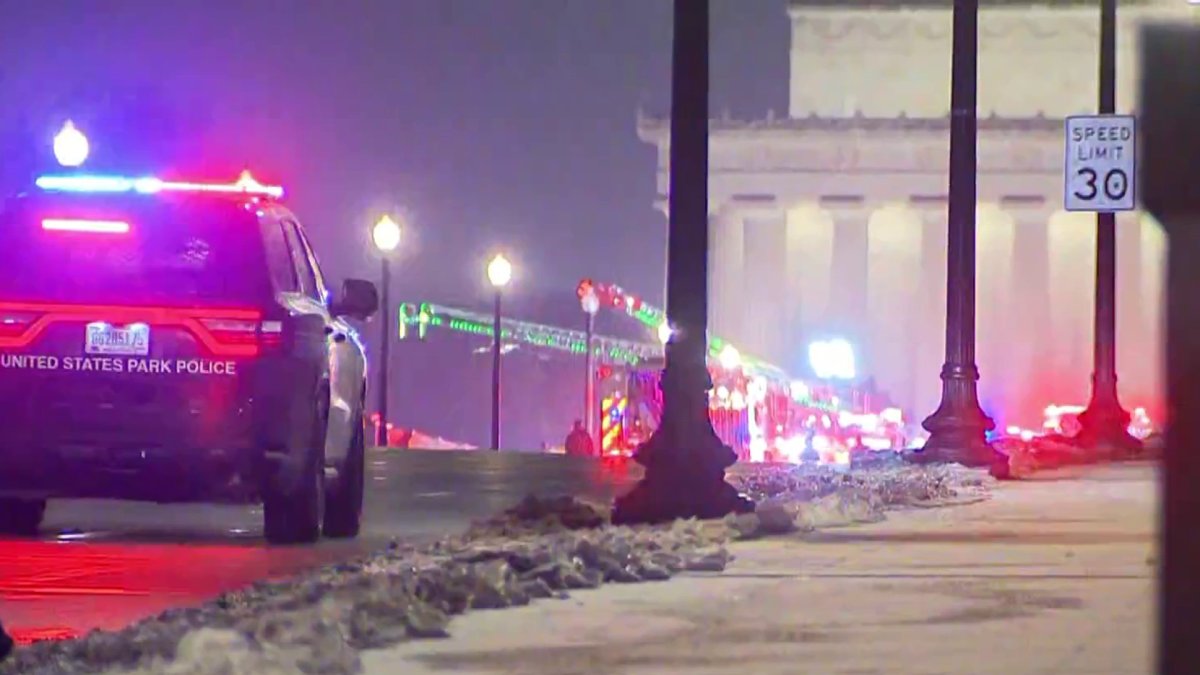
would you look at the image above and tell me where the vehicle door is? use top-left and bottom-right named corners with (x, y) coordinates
top-left (291, 221), bottom-right (359, 464)
top-left (277, 216), bottom-right (341, 461)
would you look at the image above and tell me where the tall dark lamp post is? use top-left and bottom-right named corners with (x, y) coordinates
top-left (579, 282), bottom-right (601, 444)
top-left (487, 253), bottom-right (513, 451)
top-left (371, 215), bottom-right (402, 447)
top-left (919, 0), bottom-right (996, 466)
top-left (611, 0), bottom-right (754, 525)
top-left (1076, 0), bottom-right (1139, 454)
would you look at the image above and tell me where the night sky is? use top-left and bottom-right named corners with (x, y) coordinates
top-left (0, 0), bottom-right (790, 307)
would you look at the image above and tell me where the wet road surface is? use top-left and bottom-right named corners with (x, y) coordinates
top-left (0, 449), bottom-right (639, 644)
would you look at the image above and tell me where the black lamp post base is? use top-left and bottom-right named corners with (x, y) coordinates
top-left (611, 370), bottom-right (755, 525)
top-left (914, 424), bottom-right (997, 468)
top-left (916, 368), bottom-right (998, 468)
top-left (1077, 400), bottom-right (1142, 458)
top-left (611, 463), bottom-right (755, 526)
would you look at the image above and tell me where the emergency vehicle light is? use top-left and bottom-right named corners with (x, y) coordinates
top-left (41, 218), bottom-right (130, 234)
top-left (35, 170), bottom-right (284, 198)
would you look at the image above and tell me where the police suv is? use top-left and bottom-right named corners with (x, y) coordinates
top-left (0, 125), bottom-right (379, 544)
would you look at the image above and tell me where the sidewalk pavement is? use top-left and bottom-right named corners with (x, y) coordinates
top-left (364, 463), bottom-right (1157, 675)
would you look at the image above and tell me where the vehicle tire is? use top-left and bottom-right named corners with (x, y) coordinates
top-left (0, 498), bottom-right (46, 537)
top-left (263, 400), bottom-right (327, 545)
top-left (323, 417), bottom-right (365, 539)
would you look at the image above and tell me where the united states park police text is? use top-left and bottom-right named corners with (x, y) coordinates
top-left (0, 355), bottom-right (238, 375)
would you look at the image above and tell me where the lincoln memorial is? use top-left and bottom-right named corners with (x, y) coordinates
top-left (637, 0), bottom-right (1190, 428)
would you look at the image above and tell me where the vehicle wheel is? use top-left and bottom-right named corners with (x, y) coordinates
top-left (0, 498), bottom-right (46, 537)
top-left (263, 401), bottom-right (327, 545)
top-left (323, 417), bottom-right (365, 539)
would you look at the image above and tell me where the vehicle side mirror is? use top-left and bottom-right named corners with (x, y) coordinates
top-left (331, 278), bottom-right (379, 320)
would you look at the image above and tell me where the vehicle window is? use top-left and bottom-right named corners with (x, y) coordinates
top-left (261, 217), bottom-right (299, 293)
top-left (0, 195), bottom-right (271, 304)
top-left (281, 219), bottom-right (319, 300)
top-left (293, 223), bottom-right (329, 303)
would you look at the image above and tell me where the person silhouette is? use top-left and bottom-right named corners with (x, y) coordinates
top-left (564, 420), bottom-right (595, 457)
top-left (0, 619), bottom-right (13, 663)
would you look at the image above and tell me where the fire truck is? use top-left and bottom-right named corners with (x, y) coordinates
top-left (596, 355), bottom-right (906, 462)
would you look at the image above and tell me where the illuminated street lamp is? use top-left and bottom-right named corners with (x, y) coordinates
top-left (372, 215), bottom-right (402, 447)
top-left (487, 254), bottom-right (512, 288)
top-left (487, 254), bottom-right (513, 450)
top-left (372, 215), bottom-right (402, 253)
top-left (53, 121), bottom-right (89, 168)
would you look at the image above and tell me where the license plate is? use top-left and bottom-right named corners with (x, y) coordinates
top-left (85, 322), bottom-right (150, 356)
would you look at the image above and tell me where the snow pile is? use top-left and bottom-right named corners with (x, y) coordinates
top-left (0, 461), bottom-right (990, 675)
top-left (727, 458), bottom-right (991, 538)
top-left (992, 433), bottom-right (1162, 478)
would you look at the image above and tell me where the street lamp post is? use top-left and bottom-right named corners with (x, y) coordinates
top-left (371, 215), bottom-right (402, 448)
top-left (1077, 0), bottom-right (1139, 454)
top-left (611, 0), bottom-right (754, 525)
top-left (918, 0), bottom-right (996, 466)
top-left (580, 286), bottom-right (601, 444)
top-left (487, 254), bottom-right (513, 451)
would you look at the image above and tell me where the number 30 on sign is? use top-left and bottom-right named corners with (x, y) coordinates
top-left (1064, 114), bottom-right (1137, 213)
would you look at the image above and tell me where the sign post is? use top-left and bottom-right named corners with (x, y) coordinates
top-left (1071, 0), bottom-right (1139, 452)
top-left (1064, 113), bottom-right (1140, 447)
top-left (1064, 114), bottom-right (1137, 213)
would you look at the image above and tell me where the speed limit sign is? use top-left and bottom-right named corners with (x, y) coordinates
top-left (1065, 114), bottom-right (1136, 212)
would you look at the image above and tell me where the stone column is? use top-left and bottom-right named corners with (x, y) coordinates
top-left (1005, 203), bottom-right (1055, 427)
top-left (912, 202), bottom-right (948, 425)
top-left (707, 208), bottom-right (744, 343)
top-left (866, 204), bottom-right (924, 415)
top-left (741, 209), bottom-right (788, 365)
top-left (1115, 211), bottom-right (1144, 411)
top-left (1138, 214), bottom-right (1167, 418)
top-left (975, 203), bottom-right (1018, 428)
top-left (784, 203), bottom-right (835, 373)
top-left (1046, 210), bottom-right (1096, 407)
top-left (824, 201), bottom-right (870, 344)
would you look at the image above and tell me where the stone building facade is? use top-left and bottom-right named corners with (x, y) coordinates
top-left (637, 0), bottom-right (1191, 427)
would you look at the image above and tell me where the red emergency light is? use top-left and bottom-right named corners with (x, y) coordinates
top-left (40, 218), bottom-right (131, 234)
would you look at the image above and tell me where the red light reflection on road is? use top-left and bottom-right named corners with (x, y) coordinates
top-left (10, 627), bottom-right (80, 646)
top-left (0, 539), bottom-right (352, 642)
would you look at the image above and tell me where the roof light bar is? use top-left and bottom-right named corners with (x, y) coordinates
top-left (34, 170), bottom-right (283, 198)
top-left (41, 218), bottom-right (131, 234)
